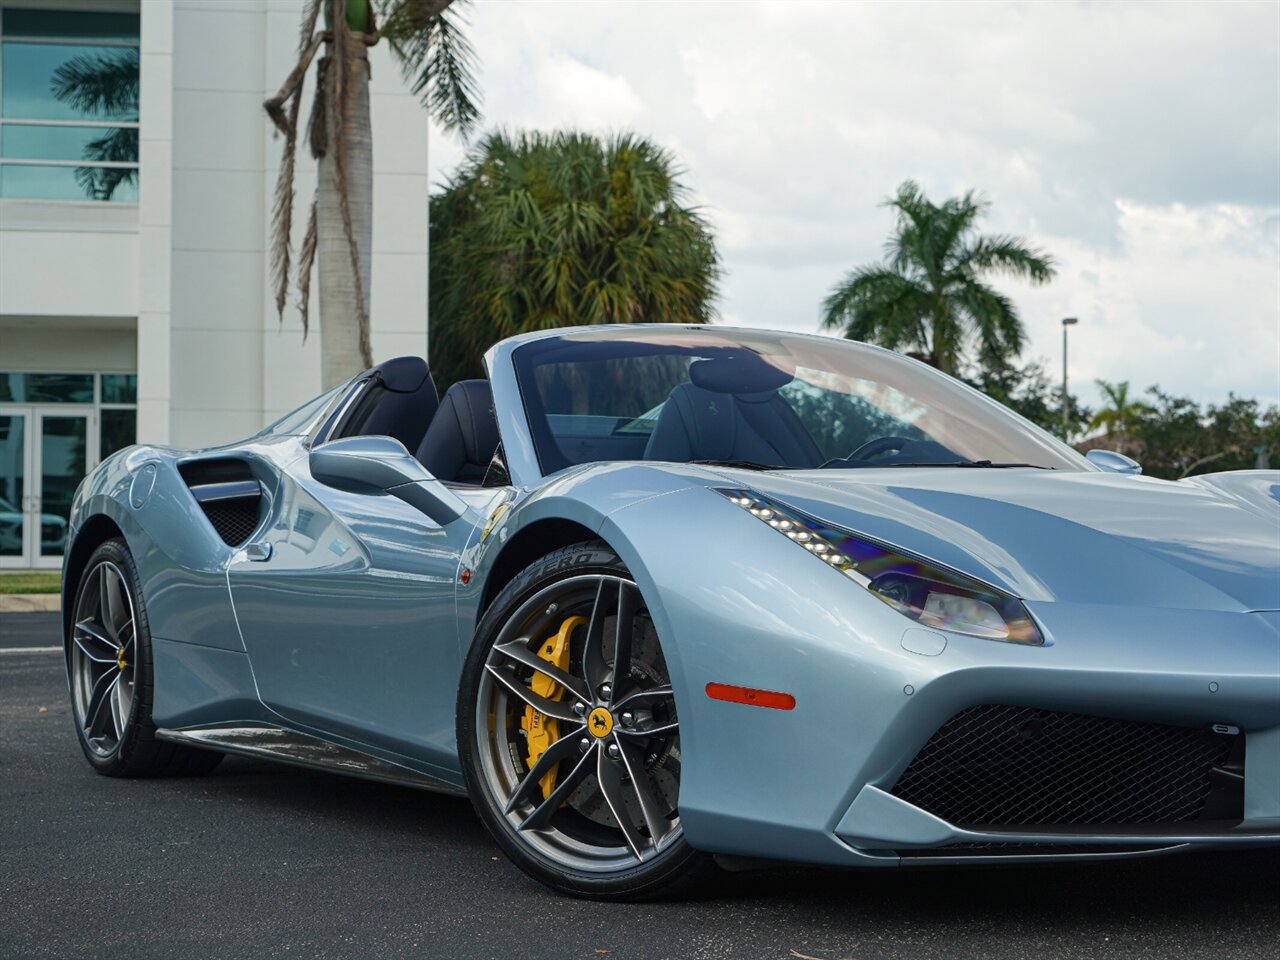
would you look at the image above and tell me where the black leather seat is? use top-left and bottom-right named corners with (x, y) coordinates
top-left (334, 356), bottom-right (440, 455)
top-left (416, 380), bottom-right (500, 483)
top-left (643, 356), bottom-right (823, 468)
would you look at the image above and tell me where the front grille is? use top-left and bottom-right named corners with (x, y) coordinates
top-left (890, 704), bottom-right (1238, 827)
top-left (201, 499), bottom-right (261, 547)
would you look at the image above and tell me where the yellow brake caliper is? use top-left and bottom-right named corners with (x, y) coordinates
top-left (521, 615), bottom-right (586, 799)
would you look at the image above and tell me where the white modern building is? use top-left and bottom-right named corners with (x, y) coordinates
top-left (0, 0), bottom-right (430, 568)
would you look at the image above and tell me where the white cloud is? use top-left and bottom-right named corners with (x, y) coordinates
top-left (430, 0), bottom-right (1280, 407)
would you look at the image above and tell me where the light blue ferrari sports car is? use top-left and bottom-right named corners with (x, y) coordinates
top-left (62, 326), bottom-right (1280, 898)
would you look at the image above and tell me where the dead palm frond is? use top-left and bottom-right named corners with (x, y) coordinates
top-left (264, 0), bottom-right (480, 361)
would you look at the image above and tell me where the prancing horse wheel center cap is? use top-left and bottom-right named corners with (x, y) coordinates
top-left (587, 706), bottom-right (614, 738)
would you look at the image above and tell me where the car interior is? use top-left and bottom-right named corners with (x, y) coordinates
top-left (642, 356), bottom-right (823, 468)
top-left (323, 356), bottom-right (501, 486)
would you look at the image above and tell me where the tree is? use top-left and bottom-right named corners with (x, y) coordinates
top-left (821, 180), bottom-right (1055, 375)
top-left (964, 358), bottom-right (1091, 440)
top-left (1128, 388), bottom-right (1279, 479)
top-left (50, 48), bottom-right (139, 201)
top-left (265, 0), bottom-right (480, 389)
top-left (428, 130), bottom-right (721, 389)
top-left (1088, 379), bottom-right (1153, 454)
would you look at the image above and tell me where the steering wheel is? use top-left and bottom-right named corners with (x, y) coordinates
top-left (848, 436), bottom-right (914, 461)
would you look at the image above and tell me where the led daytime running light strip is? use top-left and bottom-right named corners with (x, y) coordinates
top-left (716, 488), bottom-right (871, 586)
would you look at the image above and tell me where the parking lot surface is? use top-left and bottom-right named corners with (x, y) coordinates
top-left (2, 614), bottom-right (1277, 959)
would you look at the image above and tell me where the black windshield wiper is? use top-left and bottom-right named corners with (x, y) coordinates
top-left (874, 460), bottom-right (1051, 469)
top-left (689, 459), bottom-right (785, 471)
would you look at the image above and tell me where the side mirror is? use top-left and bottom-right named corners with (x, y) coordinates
top-left (1086, 449), bottom-right (1142, 475)
top-left (309, 435), bottom-right (468, 525)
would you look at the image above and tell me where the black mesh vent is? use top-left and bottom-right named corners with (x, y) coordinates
top-left (201, 499), bottom-right (260, 547)
top-left (890, 704), bottom-right (1238, 827)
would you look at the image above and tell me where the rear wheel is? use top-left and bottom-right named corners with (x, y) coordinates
top-left (458, 541), bottom-right (714, 899)
top-left (68, 538), bottom-right (222, 777)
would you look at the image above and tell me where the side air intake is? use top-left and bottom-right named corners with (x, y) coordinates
top-left (178, 459), bottom-right (264, 548)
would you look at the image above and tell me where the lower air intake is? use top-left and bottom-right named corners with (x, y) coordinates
top-left (890, 704), bottom-right (1238, 827)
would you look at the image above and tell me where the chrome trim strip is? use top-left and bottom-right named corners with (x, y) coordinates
top-left (156, 724), bottom-right (466, 796)
top-left (189, 480), bottom-right (262, 503)
top-left (308, 376), bottom-right (370, 449)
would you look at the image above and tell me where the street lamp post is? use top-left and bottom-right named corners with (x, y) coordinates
top-left (1061, 317), bottom-right (1078, 438)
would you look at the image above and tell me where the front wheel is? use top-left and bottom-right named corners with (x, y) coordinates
top-left (457, 541), bottom-right (713, 899)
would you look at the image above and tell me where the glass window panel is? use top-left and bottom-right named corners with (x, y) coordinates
top-left (0, 372), bottom-right (94, 403)
top-left (1, 122), bottom-right (137, 162)
top-left (99, 408), bottom-right (136, 459)
top-left (0, 414), bottom-right (26, 557)
top-left (3, 9), bottom-right (140, 42)
top-left (100, 374), bottom-right (137, 404)
top-left (2, 42), bottom-right (139, 122)
top-left (39, 416), bottom-right (84, 556)
top-left (0, 161), bottom-right (138, 201)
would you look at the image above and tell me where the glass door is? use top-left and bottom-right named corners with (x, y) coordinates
top-left (33, 410), bottom-right (96, 568)
top-left (0, 410), bottom-right (33, 567)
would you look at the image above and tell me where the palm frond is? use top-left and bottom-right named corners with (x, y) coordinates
top-left (957, 234), bottom-right (1056, 284)
top-left (297, 198), bottom-right (319, 337)
top-left (951, 281), bottom-right (1022, 367)
top-left (264, 0), bottom-right (324, 322)
top-left (378, 0), bottom-right (481, 137)
top-left (821, 265), bottom-right (933, 353)
top-left (50, 49), bottom-right (138, 119)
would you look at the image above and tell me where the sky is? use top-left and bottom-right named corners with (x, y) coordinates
top-left (426, 0), bottom-right (1280, 410)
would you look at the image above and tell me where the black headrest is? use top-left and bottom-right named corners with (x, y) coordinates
top-left (364, 356), bottom-right (432, 393)
top-left (689, 355), bottom-right (794, 395)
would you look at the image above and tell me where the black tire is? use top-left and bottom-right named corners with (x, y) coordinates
top-left (67, 538), bottom-right (223, 777)
top-left (457, 540), bottom-right (716, 900)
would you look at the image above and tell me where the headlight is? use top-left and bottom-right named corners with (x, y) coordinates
top-left (715, 487), bottom-right (1043, 645)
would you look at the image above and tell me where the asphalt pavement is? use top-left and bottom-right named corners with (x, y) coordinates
top-left (2, 613), bottom-right (1277, 960)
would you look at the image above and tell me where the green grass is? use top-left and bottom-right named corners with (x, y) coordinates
top-left (0, 572), bottom-right (61, 595)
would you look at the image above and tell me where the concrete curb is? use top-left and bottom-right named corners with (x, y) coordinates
top-left (0, 595), bottom-right (60, 613)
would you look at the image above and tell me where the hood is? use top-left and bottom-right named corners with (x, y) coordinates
top-left (720, 467), bottom-right (1280, 613)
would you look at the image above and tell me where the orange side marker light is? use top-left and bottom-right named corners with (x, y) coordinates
top-left (705, 682), bottom-right (796, 711)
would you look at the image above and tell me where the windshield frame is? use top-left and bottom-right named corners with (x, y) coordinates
top-left (489, 325), bottom-right (1094, 485)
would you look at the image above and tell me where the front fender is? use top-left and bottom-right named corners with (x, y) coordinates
top-left (64, 445), bottom-right (246, 651)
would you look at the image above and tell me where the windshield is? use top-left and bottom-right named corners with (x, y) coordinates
top-left (253, 385), bottom-right (344, 439)
top-left (512, 328), bottom-right (1089, 473)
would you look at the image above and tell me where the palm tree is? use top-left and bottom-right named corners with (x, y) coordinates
top-left (49, 48), bottom-right (139, 201)
top-left (428, 130), bottom-right (721, 388)
top-left (821, 180), bottom-right (1055, 375)
top-left (1090, 379), bottom-right (1153, 454)
top-left (265, 0), bottom-right (480, 389)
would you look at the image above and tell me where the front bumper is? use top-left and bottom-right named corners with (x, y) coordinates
top-left (661, 567), bottom-right (1280, 866)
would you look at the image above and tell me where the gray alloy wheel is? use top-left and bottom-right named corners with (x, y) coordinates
top-left (71, 559), bottom-right (137, 757)
top-left (67, 538), bottom-right (224, 777)
top-left (459, 542), bottom-right (713, 900)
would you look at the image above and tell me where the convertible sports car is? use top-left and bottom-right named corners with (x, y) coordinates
top-left (62, 325), bottom-right (1280, 899)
